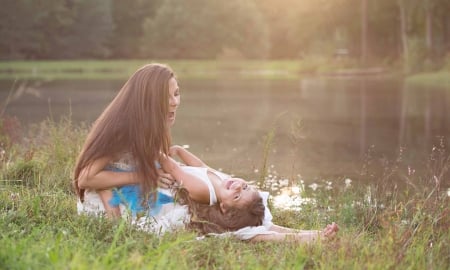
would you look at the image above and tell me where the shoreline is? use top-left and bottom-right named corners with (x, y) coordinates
top-left (0, 60), bottom-right (448, 88)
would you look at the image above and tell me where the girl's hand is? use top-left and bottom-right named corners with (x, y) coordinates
top-left (169, 145), bottom-right (182, 157)
top-left (157, 169), bottom-right (176, 189)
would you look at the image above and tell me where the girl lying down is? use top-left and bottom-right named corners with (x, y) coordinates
top-left (78, 145), bottom-right (338, 243)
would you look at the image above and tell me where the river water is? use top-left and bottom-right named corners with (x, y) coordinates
top-left (1, 76), bottom-right (449, 193)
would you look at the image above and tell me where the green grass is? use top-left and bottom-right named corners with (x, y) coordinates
top-left (0, 59), bottom-right (305, 80)
top-left (2, 59), bottom-right (449, 88)
top-left (2, 59), bottom-right (450, 88)
top-left (406, 71), bottom-right (450, 88)
top-left (0, 116), bottom-right (449, 269)
top-left (0, 58), bottom-right (366, 81)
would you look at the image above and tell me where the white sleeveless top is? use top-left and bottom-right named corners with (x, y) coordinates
top-left (180, 166), bottom-right (230, 205)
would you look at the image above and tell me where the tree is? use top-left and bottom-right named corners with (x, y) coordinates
top-left (57, 0), bottom-right (113, 58)
top-left (141, 0), bottom-right (268, 59)
top-left (0, 0), bottom-right (113, 59)
top-left (109, 0), bottom-right (162, 58)
top-left (258, 0), bottom-right (303, 58)
top-left (0, 0), bottom-right (69, 59)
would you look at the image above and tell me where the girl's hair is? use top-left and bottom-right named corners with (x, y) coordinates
top-left (175, 187), bottom-right (265, 234)
top-left (73, 63), bottom-right (175, 202)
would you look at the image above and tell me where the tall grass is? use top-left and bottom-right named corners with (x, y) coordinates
top-left (0, 116), bottom-right (449, 269)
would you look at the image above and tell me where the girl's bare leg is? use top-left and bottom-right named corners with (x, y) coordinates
top-left (321, 222), bottom-right (339, 239)
top-left (97, 189), bottom-right (121, 218)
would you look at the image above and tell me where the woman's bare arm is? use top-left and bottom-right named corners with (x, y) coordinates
top-left (77, 157), bottom-right (138, 190)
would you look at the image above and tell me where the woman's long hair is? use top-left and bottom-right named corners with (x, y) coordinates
top-left (175, 187), bottom-right (265, 234)
top-left (73, 63), bottom-right (174, 202)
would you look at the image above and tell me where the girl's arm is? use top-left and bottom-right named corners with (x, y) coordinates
top-left (77, 157), bottom-right (138, 190)
top-left (169, 145), bottom-right (207, 167)
top-left (268, 224), bottom-right (301, 233)
top-left (250, 223), bottom-right (338, 243)
top-left (250, 231), bottom-right (321, 243)
top-left (160, 154), bottom-right (210, 204)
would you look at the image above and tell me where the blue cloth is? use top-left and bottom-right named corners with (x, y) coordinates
top-left (105, 162), bottom-right (173, 216)
top-left (110, 185), bottom-right (173, 216)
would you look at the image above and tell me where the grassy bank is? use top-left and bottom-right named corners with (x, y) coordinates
top-left (0, 58), bottom-right (366, 81)
top-left (406, 71), bottom-right (450, 88)
top-left (2, 59), bottom-right (449, 88)
top-left (0, 117), bottom-right (449, 269)
top-left (0, 60), bottom-right (307, 80)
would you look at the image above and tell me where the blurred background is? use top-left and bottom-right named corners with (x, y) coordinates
top-left (1, 0), bottom-right (449, 189)
top-left (1, 0), bottom-right (449, 67)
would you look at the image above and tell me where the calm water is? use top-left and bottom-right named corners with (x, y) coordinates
top-left (1, 77), bottom-right (449, 188)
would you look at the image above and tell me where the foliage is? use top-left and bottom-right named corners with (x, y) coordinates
top-left (0, 0), bottom-right (113, 59)
top-left (141, 0), bottom-right (268, 59)
top-left (109, 0), bottom-right (162, 58)
top-left (1, 116), bottom-right (86, 193)
top-left (2, 0), bottom-right (449, 73)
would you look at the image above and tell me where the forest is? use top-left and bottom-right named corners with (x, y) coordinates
top-left (1, 0), bottom-right (450, 74)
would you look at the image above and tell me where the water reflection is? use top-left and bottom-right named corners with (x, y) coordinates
top-left (0, 77), bottom-right (448, 188)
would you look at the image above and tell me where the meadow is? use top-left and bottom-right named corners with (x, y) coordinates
top-left (0, 116), bottom-right (448, 270)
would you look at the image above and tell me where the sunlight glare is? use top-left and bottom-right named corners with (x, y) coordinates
top-left (272, 193), bottom-right (313, 210)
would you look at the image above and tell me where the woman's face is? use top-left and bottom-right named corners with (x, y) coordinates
top-left (167, 77), bottom-right (180, 126)
top-left (218, 178), bottom-right (259, 212)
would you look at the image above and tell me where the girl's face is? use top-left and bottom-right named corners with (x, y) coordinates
top-left (167, 77), bottom-right (180, 126)
top-left (218, 178), bottom-right (259, 212)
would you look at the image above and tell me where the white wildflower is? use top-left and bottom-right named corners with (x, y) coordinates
top-left (279, 178), bottom-right (289, 187)
top-left (10, 192), bottom-right (20, 201)
top-left (308, 183), bottom-right (319, 191)
top-left (291, 186), bottom-right (301, 194)
top-left (345, 178), bottom-right (352, 188)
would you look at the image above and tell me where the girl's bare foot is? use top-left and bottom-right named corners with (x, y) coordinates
top-left (322, 222), bottom-right (339, 240)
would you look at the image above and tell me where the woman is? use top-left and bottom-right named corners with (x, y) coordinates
top-left (73, 62), bottom-right (265, 235)
top-left (74, 63), bottom-right (338, 243)
top-left (74, 63), bottom-right (179, 213)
